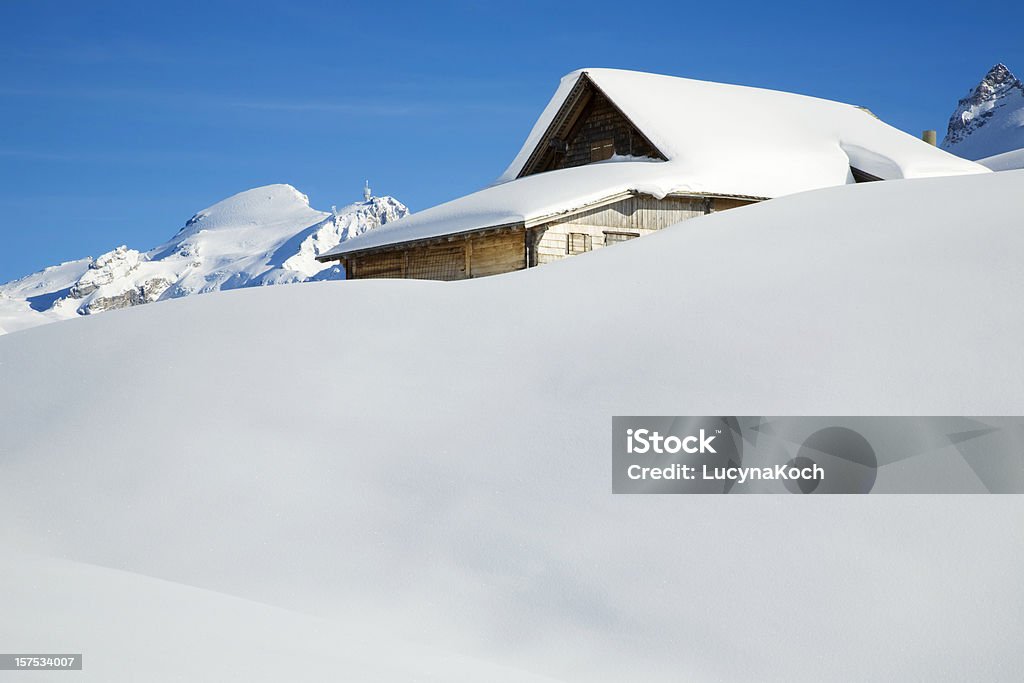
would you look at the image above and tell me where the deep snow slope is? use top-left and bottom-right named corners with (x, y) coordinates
top-left (0, 184), bottom-right (407, 335)
top-left (0, 550), bottom-right (558, 683)
top-left (2, 172), bottom-right (1024, 681)
top-left (942, 63), bottom-right (1024, 160)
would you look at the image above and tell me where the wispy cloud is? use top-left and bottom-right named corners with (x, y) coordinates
top-left (0, 149), bottom-right (77, 161)
top-left (0, 85), bottom-right (188, 102)
top-left (0, 39), bottom-right (237, 69)
top-left (228, 99), bottom-right (423, 116)
top-left (0, 147), bottom-right (226, 165)
top-left (0, 86), bottom-right (530, 117)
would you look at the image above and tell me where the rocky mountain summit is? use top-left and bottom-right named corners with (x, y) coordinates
top-left (942, 63), bottom-right (1024, 160)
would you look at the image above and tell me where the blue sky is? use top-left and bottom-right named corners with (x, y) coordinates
top-left (1, 0), bottom-right (1021, 282)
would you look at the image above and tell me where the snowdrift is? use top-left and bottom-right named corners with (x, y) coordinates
top-left (1, 171), bottom-right (1023, 681)
top-left (0, 550), bottom-right (556, 683)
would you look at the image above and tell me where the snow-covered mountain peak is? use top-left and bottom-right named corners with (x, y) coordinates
top-left (942, 63), bottom-right (1024, 159)
top-left (178, 184), bottom-right (322, 238)
top-left (0, 184), bottom-right (409, 334)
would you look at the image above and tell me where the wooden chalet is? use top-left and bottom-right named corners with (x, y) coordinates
top-left (318, 69), bottom-right (988, 280)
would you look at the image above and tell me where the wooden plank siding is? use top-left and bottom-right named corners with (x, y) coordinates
top-left (468, 230), bottom-right (525, 278)
top-left (517, 73), bottom-right (666, 178)
top-left (529, 194), bottom-right (710, 266)
top-left (345, 229), bottom-right (526, 281)
top-left (711, 197), bottom-right (753, 212)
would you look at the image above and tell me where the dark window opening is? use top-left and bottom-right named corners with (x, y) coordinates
top-left (850, 166), bottom-right (883, 183)
top-left (567, 232), bottom-right (592, 254)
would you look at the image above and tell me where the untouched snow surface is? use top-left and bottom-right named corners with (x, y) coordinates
top-left (2, 171), bottom-right (1024, 681)
top-left (0, 550), bottom-right (558, 683)
top-left (942, 63), bottom-right (1024, 160)
top-left (0, 184), bottom-right (407, 335)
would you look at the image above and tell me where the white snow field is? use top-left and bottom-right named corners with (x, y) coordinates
top-left (0, 184), bottom-right (407, 335)
top-left (1, 171), bottom-right (1023, 681)
top-left (0, 550), bottom-right (560, 683)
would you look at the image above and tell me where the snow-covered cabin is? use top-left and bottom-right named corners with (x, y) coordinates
top-left (319, 69), bottom-right (988, 281)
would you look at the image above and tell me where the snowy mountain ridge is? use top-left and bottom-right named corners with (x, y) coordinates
top-left (0, 184), bottom-right (408, 334)
top-left (942, 63), bottom-right (1024, 160)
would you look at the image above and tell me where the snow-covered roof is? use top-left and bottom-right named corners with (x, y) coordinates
top-left (322, 68), bottom-right (988, 259)
top-left (319, 160), bottom-right (727, 257)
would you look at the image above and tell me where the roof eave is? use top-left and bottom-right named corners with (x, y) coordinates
top-left (316, 188), bottom-right (767, 262)
top-left (316, 221), bottom-right (527, 262)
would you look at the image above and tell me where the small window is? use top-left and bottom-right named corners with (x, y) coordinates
top-left (604, 231), bottom-right (639, 245)
top-left (590, 138), bottom-right (614, 162)
top-left (567, 232), bottom-right (592, 255)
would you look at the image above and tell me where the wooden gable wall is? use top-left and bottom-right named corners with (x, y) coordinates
top-left (548, 90), bottom-right (659, 172)
top-left (518, 74), bottom-right (666, 178)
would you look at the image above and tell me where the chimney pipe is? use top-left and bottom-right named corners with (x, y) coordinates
top-left (922, 130), bottom-right (937, 146)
